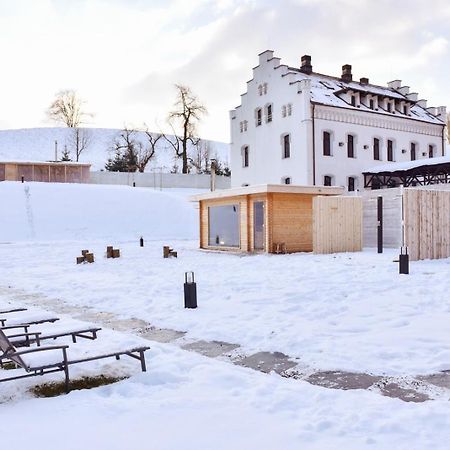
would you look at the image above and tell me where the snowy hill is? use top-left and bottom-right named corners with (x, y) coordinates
top-left (0, 127), bottom-right (229, 172)
top-left (0, 182), bottom-right (199, 241)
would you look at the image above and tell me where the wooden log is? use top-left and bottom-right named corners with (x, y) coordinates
top-left (106, 246), bottom-right (113, 258)
top-left (163, 246), bottom-right (170, 258)
top-left (112, 249), bottom-right (120, 258)
top-left (85, 253), bottom-right (95, 263)
top-left (76, 256), bottom-right (85, 264)
top-left (81, 249), bottom-right (89, 256)
top-left (170, 251), bottom-right (178, 258)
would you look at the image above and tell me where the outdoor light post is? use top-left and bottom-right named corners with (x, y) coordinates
top-left (140, 236), bottom-right (144, 247)
top-left (184, 271), bottom-right (197, 308)
top-left (399, 246), bottom-right (409, 274)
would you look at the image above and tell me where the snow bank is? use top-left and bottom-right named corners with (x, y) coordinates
top-left (0, 182), bottom-right (199, 241)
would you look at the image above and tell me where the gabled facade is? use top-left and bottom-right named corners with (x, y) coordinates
top-left (230, 50), bottom-right (447, 191)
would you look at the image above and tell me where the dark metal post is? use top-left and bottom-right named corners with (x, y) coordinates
top-left (21, 176), bottom-right (24, 183)
top-left (399, 247), bottom-right (409, 274)
top-left (184, 272), bottom-right (197, 308)
top-left (140, 236), bottom-right (144, 247)
top-left (133, 182), bottom-right (136, 187)
top-left (377, 196), bottom-right (383, 253)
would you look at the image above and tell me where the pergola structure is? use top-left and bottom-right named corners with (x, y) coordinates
top-left (363, 157), bottom-right (450, 189)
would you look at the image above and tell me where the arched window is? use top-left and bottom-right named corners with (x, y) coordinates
top-left (373, 138), bottom-right (380, 160)
top-left (323, 131), bottom-right (331, 156)
top-left (348, 176), bottom-right (356, 192)
top-left (265, 104), bottom-right (273, 123)
top-left (428, 144), bottom-right (435, 158)
top-left (410, 142), bottom-right (417, 161)
top-left (347, 134), bottom-right (355, 158)
top-left (255, 108), bottom-right (262, 126)
top-left (387, 139), bottom-right (394, 161)
top-left (242, 146), bottom-right (249, 167)
top-left (324, 175), bottom-right (333, 186)
top-left (282, 134), bottom-right (290, 158)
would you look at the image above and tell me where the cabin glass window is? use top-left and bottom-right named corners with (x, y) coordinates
top-left (208, 205), bottom-right (240, 248)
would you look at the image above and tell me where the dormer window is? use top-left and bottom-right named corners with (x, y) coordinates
top-left (387, 102), bottom-right (392, 112)
top-left (429, 144), bottom-right (435, 158)
top-left (351, 95), bottom-right (356, 106)
top-left (369, 99), bottom-right (374, 110)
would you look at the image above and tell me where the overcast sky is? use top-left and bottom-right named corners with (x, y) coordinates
top-left (0, 0), bottom-right (449, 142)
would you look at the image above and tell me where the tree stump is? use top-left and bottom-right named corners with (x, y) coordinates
top-left (85, 253), bottom-right (95, 263)
top-left (76, 256), bottom-right (85, 264)
top-left (111, 249), bottom-right (120, 258)
top-left (106, 246), bottom-right (113, 258)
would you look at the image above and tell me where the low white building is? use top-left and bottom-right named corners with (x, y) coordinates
top-left (230, 50), bottom-right (447, 191)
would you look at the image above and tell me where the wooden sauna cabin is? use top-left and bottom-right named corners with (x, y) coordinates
top-left (191, 184), bottom-right (363, 254)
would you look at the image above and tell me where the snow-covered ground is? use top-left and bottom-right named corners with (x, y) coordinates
top-left (1, 181), bottom-right (450, 449)
top-left (0, 127), bottom-right (230, 171)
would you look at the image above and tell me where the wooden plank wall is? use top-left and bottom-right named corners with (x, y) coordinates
top-left (313, 196), bottom-right (363, 254)
top-left (403, 188), bottom-right (450, 261)
top-left (271, 193), bottom-right (313, 252)
top-left (362, 188), bottom-right (403, 248)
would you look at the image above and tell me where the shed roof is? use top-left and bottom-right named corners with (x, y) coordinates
top-left (190, 184), bottom-right (344, 201)
top-left (0, 160), bottom-right (91, 166)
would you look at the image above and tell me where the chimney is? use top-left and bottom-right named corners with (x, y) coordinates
top-left (359, 77), bottom-right (369, 85)
top-left (387, 80), bottom-right (402, 90)
top-left (300, 55), bottom-right (312, 74)
top-left (341, 64), bottom-right (352, 83)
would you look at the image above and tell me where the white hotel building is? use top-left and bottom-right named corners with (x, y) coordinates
top-left (230, 50), bottom-right (447, 191)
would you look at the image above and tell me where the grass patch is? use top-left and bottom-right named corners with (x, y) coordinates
top-left (31, 375), bottom-right (128, 397)
top-left (0, 362), bottom-right (17, 370)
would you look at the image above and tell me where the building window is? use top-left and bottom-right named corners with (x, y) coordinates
top-left (411, 142), bottom-right (416, 161)
top-left (266, 104), bottom-right (273, 123)
top-left (324, 175), bottom-right (332, 186)
top-left (287, 103), bottom-right (292, 116)
top-left (208, 205), bottom-right (240, 247)
top-left (263, 83), bottom-right (268, 94)
top-left (255, 108), bottom-right (262, 126)
top-left (242, 146), bottom-right (249, 167)
top-left (387, 139), bottom-right (394, 161)
top-left (323, 131), bottom-right (331, 156)
top-left (282, 134), bottom-right (291, 158)
top-left (243, 120), bottom-right (248, 131)
top-left (348, 177), bottom-right (356, 192)
top-left (373, 138), bottom-right (380, 161)
top-left (369, 99), bottom-right (374, 110)
top-left (429, 144), bottom-right (435, 158)
top-left (258, 85), bottom-right (263, 96)
top-left (282, 105), bottom-right (286, 118)
top-left (347, 134), bottom-right (355, 158)
top-left (282, 176), bottom-right (291, 185)
top-left (387, 102), bottom-right (392, 112)
top-left (239, 122), bottom-right (243, 133)
top-left (351, 95), bottom-right (356, 106)
top-left (403, 105), bottom-right (408, 114)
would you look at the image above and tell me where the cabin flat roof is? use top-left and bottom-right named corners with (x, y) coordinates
top-left (0, 160), bottom-right (91, 166)
top-left (191, 184), bottom-right (344, 201)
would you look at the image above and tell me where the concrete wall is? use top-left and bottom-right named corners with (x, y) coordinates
top-left (90, 171), bottom-right (231, 190)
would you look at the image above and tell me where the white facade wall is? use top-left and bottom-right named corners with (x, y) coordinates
top-left (314, 106), bottom-right (444, 190)
top-left (230, 51), bottom-right (446, 190)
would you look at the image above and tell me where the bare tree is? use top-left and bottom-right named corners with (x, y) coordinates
top-left (105, 126), bottom-right (160, 173)
top-left (190, 139), bottom-right (211, 173)
top-left (165, 84), bottom-right (207, 174)
top-left (47, 90), bottom-right (91, 128)
top-left (68, 127), bottom-right (92, 162)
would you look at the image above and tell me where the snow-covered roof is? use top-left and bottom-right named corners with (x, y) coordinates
top-left (364, 155), bottom-right (450, 174)
top-left (285, 69), bottom-right (445, 126)
top-left (191, 184), bottom-right (344, 201)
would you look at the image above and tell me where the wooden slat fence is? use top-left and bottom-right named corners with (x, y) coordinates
top-left (313, 196), bottom-right (363, 254)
